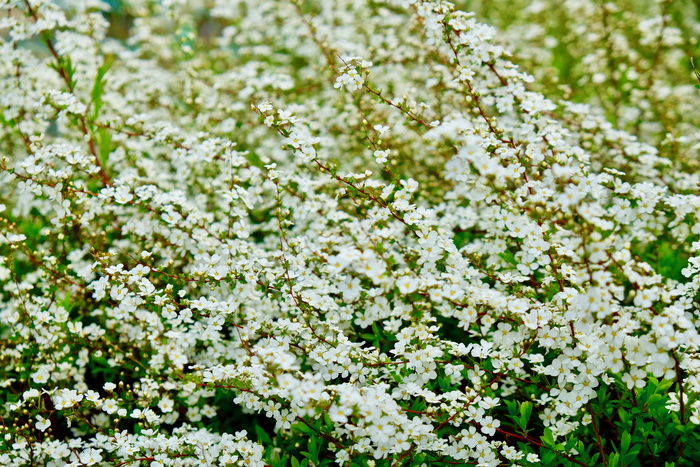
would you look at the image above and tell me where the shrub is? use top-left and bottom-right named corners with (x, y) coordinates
top-left (2, 0), bottom-right (700, 465)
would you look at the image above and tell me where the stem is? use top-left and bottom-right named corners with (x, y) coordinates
top-left (587, 403), bottom-right (608, 467)
top-left (673, 352), bottom-right (686, 425)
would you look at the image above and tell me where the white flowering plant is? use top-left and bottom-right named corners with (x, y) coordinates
top-left (2, 0), bottom-right (700, 466)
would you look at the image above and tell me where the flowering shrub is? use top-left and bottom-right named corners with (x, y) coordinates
top-left (2, 0), bottom-right (700, 465)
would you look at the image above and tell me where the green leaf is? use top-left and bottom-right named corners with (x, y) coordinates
top-left (47, 53), bottom-right (77, 91)
top-left (623, 445), bottom-right (642, 465)
top-left (90, 54), bottom-right (116, 119)
top-left (498, 250), bottom-right (517, 265)
top-left (541, 427), bottom-right (555, 448)
top-left (300, 451), bottom-right (316, 464)
top-left (617, 408), bottom-right (631, 427)
top-left (60, 292), bottom-right (73, 313)
top-left (61, 55), bottom-right (77, 90)
top-left (292, 421), bottom-right (315, 436)
top-left (646, 393), bottom-right (667, 411)
top-left (519, 401), bottom-right (533, 426)
top-left (255, 424), bottom-right (271, 445)
top-left (541, 449), bottom-right (556, 464)
top-left (505, 399), bottom-right (518, 418)
top-left (437, 374), bottom-right (452, 392)
top-left (620, 431), bottom-right (631, 456)
top-left (92, 126), bottom-right (113, 171)
top-left (308, 436), bottom-right (318, 457)
top-left (655, 379), bottom-right (675, 394)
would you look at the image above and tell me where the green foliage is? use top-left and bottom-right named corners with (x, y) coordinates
top-left (633, 236), bottom-right (691, 283)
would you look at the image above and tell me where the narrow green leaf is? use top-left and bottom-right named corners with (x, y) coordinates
top-left (541, 427), bottom-right (555, 448)
top-left (92, 126), bottom-right (113, 170)
top-left (300, 451), bottom-right (316, 463)
top-left (308, 436), bottom-right (318, 458)
top-left (520, 401), bottom-right (533, 425)
top-left (620, 431), bottom-right (631, 456)
top-left (91, 54), bottom-right (116, 119)
top-left (504, 399), bottom-right (518, 418)
top-left (655, 379), bottom-right (674, 394)
top-left (623, 445), bottom-right (641, 464)
top-left (255, 424), bottom-right (271, 445)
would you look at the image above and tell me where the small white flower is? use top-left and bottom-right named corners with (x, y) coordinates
top-left (328, 404), bottom-right (349, 423)
top-left (35, 415), bottom-right (51, 432)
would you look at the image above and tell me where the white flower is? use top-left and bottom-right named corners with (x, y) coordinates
top-left (102, 399), bottom-right (119, 414)
top-left (328, 404), bottom-right (349, 424)
top-left (396, 276), bottom-right (419, 294)
top-left (71, 448), bottom-right (102, 466)
top-left (373, 149), bottom-right (389, 164)
top-left (53, 389), bottom-right (83, 410)
top-left (113, 185), bottom-right (133, 204)
top-left (35, 415), bottom-right (51, 432)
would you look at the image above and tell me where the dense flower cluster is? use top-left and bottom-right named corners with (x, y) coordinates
top-left (2, 0), bottom-right (700, 465)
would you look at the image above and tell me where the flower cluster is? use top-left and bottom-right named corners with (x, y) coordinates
top-left (2, 0), bottom-right (700, 465)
